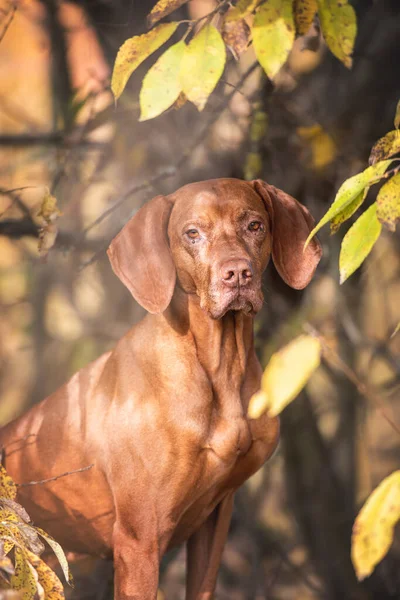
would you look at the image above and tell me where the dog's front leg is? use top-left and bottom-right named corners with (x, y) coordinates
top-left (113, 520), bottom-right (161, 600)
top-left (186, 491), bottom-right (234, 600)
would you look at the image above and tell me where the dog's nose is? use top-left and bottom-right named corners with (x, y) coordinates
top-left (220, 259), bottom-right (253, 288)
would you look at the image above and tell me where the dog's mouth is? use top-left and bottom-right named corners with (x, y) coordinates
top-left (202, 287), bottom-right (263, 320)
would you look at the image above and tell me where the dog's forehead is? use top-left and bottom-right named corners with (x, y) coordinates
top-left (170, 179), bottom-right (264, 223)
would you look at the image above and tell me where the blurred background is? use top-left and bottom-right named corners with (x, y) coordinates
top-left (0, 0), bottom-right (399, 598)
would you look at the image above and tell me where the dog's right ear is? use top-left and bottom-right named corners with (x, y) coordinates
top-left (107, 195), bottom-right (176, 314)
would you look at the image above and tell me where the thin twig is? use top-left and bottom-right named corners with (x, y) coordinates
top-left (17, 464), bottom-right (94, 487)
top-left (304, 323), bottom-right (400, 436)
top-left (0, 1), bottom-right (16, 44)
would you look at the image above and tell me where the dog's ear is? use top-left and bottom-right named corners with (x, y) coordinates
top-left (251, 179), bottom-right (322, 289)
top-left (107, 195), bottom-right (176, 313)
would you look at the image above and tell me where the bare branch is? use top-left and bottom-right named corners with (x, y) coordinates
top-left (17, 464), bottom-right (95, 487)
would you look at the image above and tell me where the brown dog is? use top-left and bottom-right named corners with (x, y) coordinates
top-left (0, 179), bottom-right (321, 599)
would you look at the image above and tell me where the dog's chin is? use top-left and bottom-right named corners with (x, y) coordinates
top-left (202, 290), bottom-right (263, 320)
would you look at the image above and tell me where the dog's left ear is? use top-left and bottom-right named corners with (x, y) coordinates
top-left (250, 179), bottom-right (322, 289)
top-left (107, 195), bottom-right (176, 314)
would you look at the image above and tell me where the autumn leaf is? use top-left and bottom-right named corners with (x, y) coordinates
top-left (297, 124), bottom-right (337, 170)
top-left (252, 0), bottom-right (295, 80)
top-left (352, 470), bottom-right (400, 581)
top-left (111, 23), bottom-right (179, 100)
top-left (304, 160), bottom-right (392, 246)
top-left (376, 172), bottom-right (400, 232)
top-left (317, 0), bottom-right (356, 68)
top-left (139, 41), bottom-right (185, 121)
top-left (0, 465), bottom-right (17, 500)
top-left (394, 99), bottom-right (400, 130)
top-left (35, 529), bottom-right (73, 586)
top-left (147, 0), bottom-right (189, 27)
top-left (248, 335), bottom-right (321, 418)
top-left (10, 547), bottom-right (37, 600)
top-left (222, 18), bottom-right (251, 59)
top-left (293, 0), bottom-right (317, 36)
top-left (225, 0), bottom-right (260, 22)
top-left (26, 550), bottom-right (65, 600)
top-left (369, 130), bottom-right (400, 165)
top-left (330, 190), bottom-right (366, 234)
top-left (37, 190), bottom-right (62, 257)
top-left (180, 24), bottom-right (226, 111)
top-left (339, 203), bottom-right (381, 284)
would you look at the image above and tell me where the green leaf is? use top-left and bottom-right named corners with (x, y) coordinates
top-left (339, 203), bottom-right (381, 284)
top-left (252, 0), bottom-right (295, 79)
top-left (111, 23), bottom-right (179, 100)
top-left (376, 173), bottom-right (400, 232)
top-left (369, 130), bottom-right (400, 165)
top-left (225, 0), bottom-right (260, 22)
top-left (36, 528), bottom-right (73, 586)
top-left (330, 189), bottom-right (366, 234)
top-left (147, 0), bottom-right (189, 27)
top-left (293, 0), bottom-right (318, 36)
top-left (139, 41), bottom-right (185, 121)
top-left (352, 470), bottom-right (400, 581)
top-left (248, 335), bottom-right (321, 418)
top-left (10, 547), bottom-right (38, 600)
top-left (180, 24), bottom-right (226, 111)
top-left (305, 160), bottom-right (392, 246)
top-left (317, 0), bottom-right (357, 68)
top-left (395, 100), bottom-right (400, 130)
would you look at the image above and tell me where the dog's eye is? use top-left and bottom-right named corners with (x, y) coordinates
top-left (186, 229), bottom-right (200, 240)
top-left (248, 221), bottom-right (263, 232)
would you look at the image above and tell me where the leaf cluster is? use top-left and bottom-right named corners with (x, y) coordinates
top-left (111, 0), bottom-right (358, 121)
top-left (0, 465), bottom-right (72, 600)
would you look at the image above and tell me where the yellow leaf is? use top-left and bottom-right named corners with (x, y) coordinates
top-left (10, 547), bottom-right (37, 600)
top-left (305, 160), bottom-right (392, 247)
top-left (248, 335), bottom-right (321, 418)
top-left (297, 124), bottom-right (337, 170)
top-left (221, 18), bottom-right (251, 59)
top-left (339, 203), bottom-right (381, 284)
top-left (293, 0), bottom-right (317, 36)
top-left (26, 551), bottom-right (65, 600)
top-left (330, 190), bottom-right (366, 234)
top-left (225, 0), bottom-right (260, 22)
top-left (394, 99), bottom-right (400, 130)
top-left (369, 130), bottom-right (400, 165)
top-left (252, 0), bottom-right (295, 79)
top-left (376, 173), bottom-right (400, 232)
top-left (111, 23), bottom-right (179, 100)
top-left (35, 529), bottom-right (72, 586)
top-left (0, 466), bottom-right (17, 500)
top-left (180, 24), bottom-right (226, 111)
top-left (147, 0), bottom-right (189, 27)
top-left (139, 41), bottom-right (185, 121)
top-left (37, 190), bottom-right (61, 258)
top-left (391, 321), bottom-right (400, 339)
top-left (317, 0), bottom-right (356, 68)
top-left (352, 470), bottom-right (400, 581)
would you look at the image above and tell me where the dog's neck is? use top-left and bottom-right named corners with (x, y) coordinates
top-left (165, 288), bottom-right (255, 415)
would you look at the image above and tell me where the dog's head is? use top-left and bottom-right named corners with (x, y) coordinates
top-left (107, 178), bottom-right (322, 318)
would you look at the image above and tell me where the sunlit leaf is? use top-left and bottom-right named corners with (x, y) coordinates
top-left (248, 335), bottom-right (321, 418)
top-left (139, 41), bottom-right (185, 121)
top-left (10, 547), bottom-right (37, 600)
top-left (0, 466), bottom-right (17, 500)
top-left (339, 203), bottom-right (381, 284)
top-left (225, 0), bottom-right (260, 22)
top-left (376, 173), bottom-right (400, 232)
top-left (330, 190), bottom-right (366, 234)
top-left (395, 100), bottom-right (400, 131)
top-left (35, 529), bottom-right (72, 586)
top-left (222, 18), bottom-right (251, 58)
top-left (111, 23), bottom-right (179, 100)
top-left (147, 0), bottom-right (189, 27)
top-left (180, 24), bottom-right (226, 111)
top-left (352, 470), bottom-right (400, 581)
top-left (369, 130), bottom-right (400, 165)
top-left (391, 321), bottom-right (400, 339)
top-left (252, 0), bottom-right (295, 79)
top-left (293, 0), bottom-right (317, 36)
top-left (305, 160), bottom-right (392, 246)
top-left (26, 550), bottom-right (65, 600)
top-left (317, 0), bottom-right (356, 68)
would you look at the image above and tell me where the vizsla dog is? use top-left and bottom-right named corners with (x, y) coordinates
top-left (0, 179), bottom-right (321, 599)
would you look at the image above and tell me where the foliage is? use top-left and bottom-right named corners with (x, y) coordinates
top-left (111, 0), bottom-right (358, 120)
top-left (0, 465), bottom-right (72, 600)
top-left (306, 104), bottom-right (400, 282)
